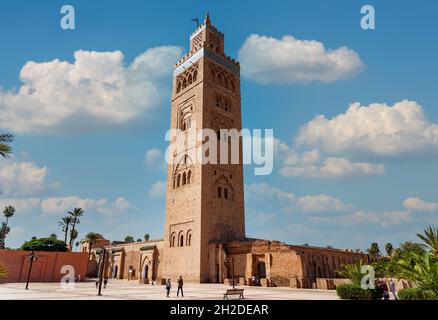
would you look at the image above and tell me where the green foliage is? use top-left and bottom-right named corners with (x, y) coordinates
top-left (336, 284), bottom-right (383, 300)
top-left (144, 233), bottom-right (150, 241)
top-left (417, 226), bottom-right (438, 256)
top-left (392, 252), bottom-right (438, 293)
top-left (367, 242), bottom-right (381, 259)
top-left (0, 133), bottom-right (14, 159)
top-left (0, 222), bottom-right (10, 249)
top-left (385, 243), bottom-right (393, 257)
top-left (336, 260), bottom-right (367, 286)
top-left (393, 241), bottom-right (425, 260)
top-left (398, 287), bottom-right (438, 300)
top-left (124, 236), bottom-right (134, 243)
top-left (21, 237), bottom-right (68, 252)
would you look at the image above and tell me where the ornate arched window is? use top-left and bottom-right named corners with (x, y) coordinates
top-left (182, 172), bottom-right (187, 185)
top-left (177, 174), bottom-right (181, 187)
top-left (179, 233), bottom-right (184, 247)
top-left (186, 230), bottom-right (192, 246)
top-left (224, 188), bottom-right (228, 199)
top-left (218, 187), bottom-right (222, 198)
top-left (170, 233), bottom-right (176, 247)
top-left (187, 170), bottom-right (192, 184)
top-left (193, 70), bottom-right (198, 82)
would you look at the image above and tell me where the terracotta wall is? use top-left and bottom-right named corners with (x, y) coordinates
top-left (0, 249), bottom-right (88, 283)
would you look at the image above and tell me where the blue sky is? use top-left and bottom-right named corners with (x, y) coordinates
top-left (0, 0), bottom-right (437, 251)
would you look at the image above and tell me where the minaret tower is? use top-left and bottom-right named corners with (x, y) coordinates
top-left (163, 13), bottom-right (245, 282)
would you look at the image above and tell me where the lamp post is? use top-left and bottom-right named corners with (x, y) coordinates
top-left (96, 248), bottom-right (114, 296)
top-left (224, 257), bottom-right (235, 289)
top-left (25, 251), bottom-right (37, 290)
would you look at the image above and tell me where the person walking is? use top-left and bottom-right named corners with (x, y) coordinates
top-left (389, 278), bottom-right (398, 300)
top-left (103, 277), bottom-right (108, 289)
top-left (380, 280), bottom-right (390, 300)
top-left (165, 278), bottom-right (171, 297)
top-left (177, 275), bottom-right (184, 297)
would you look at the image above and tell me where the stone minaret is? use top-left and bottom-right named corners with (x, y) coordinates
top-left (162, 13), bottom-right (245, 282)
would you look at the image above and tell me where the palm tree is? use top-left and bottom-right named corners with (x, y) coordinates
top-left (0, 133), bottom-right (13, 159)
top-left (68, 207), bottom-right (84, 248)
top-left (367, 242), bottom-right (381, 260)
top-left (70, 229), bottom-right (78, 247)
top-left (393, 252), bottom-right (438, 293)
top-left (385, 243), bottom-right (394, 257)
top-left (84, 232), bottom-right (101, 260)
top-left (336, 260), bottom-right (366, 286)
top-left (3, 206), bottom-right (15, 226)
top-left (417, 226), bottom-right (438, 256)
top-left (58, 216), bottom-right (73, 244)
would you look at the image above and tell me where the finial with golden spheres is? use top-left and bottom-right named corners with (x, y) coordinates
top-left (204, 11), bottom-right (211, 25)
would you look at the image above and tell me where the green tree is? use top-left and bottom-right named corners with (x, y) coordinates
top-left (336, 260), bottom-right (366, 286)
top-left (70, 229), bottom-right (78, 247)
top-left (84, 232), bottom-right (101, 260)
top-left (393, 252), bottom-right (438, 293)
top-left (58, 216), bottom-right (73, 244)
top-left (75, 241), bottom-right (80, 252)
top-left (367, 242), bottom-right (381, 260)
top-left (49, 233), bottom-right (57, 239)
top-left (417, 226), bottom-right (438, 255)
top-left (0, 206), bottom-right (15, 249)
top-left (385, 243), bottom-right (394, 257)
top-left (136, 238), bottom-right (142, 242)
top-left (3, 206), bottom-right (15, 226)
top-left (21, 237), bottom-right (68, 252)
top-left (0, 133), bottom-right (13, 159)
top-left (393, 241), bottom-right (426, 260)
top-left (0, 223), bottom-right (10, 249)
top-left (68, 208), bottom-right (84, 249)
top-left (124, 236), bottom-right (134, 243)
top-left (144, 233), bottom-right (150, 241)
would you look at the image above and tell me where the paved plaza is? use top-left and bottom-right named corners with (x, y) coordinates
top-left (0, 280), bottom-right (339, 300)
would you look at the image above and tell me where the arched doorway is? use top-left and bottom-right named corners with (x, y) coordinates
top-left (113, 265), bottom-right (118, 279)
top-left (144, 264), bottom-right (149, 280)
top-left (257, 261), bottom-right (266, 279)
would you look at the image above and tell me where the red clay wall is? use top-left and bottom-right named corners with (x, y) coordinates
top-left (0, 249), bottom-right (88, 283)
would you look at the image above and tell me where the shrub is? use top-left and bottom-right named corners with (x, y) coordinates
top-left (336, 284), bottom-right (383, 300)
top-left (21, 237), bottom-right (67, 252)
top-left (398, 288), bottom-right (438, 300)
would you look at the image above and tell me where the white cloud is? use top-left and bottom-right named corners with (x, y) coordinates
top-left (246, 182), bottom-right (295, 204)
top-left (296, 100), bottom-right (438, 159)
top-left (41, 196), bottom-right (108, 215)
top-left (239, 34), bottom-right (363, 84)
top-left (0, 46), bottom-right (183, 134)
top-left (96, 197), bottom-right (133, 218)
top-left (403, 197), bottom-right (438, 212)
top-left (246, 182), bottom-right (351, 213)
top-left (275, 142), bottom-right (385, 179)
top-left (0, 161), bottom-right (49, 195)
top-left (296, 195), bottom-right (353, 213)
top-left (145, 148), bottom-right (167, 172)
top-left (149, 180), bottom-right (166, 198)
top-left (0, 198), bottom-right (41, 213)
top-left (310, 210), bottom-right (410, 227)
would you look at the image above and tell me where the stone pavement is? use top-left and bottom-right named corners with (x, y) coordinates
top-left (0, 280), bottom-right (339, 300)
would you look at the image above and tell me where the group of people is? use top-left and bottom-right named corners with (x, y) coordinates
top-left (165, 276), bottom-right (184, 297)
top-left (379, 278), bottom-right (398, 300)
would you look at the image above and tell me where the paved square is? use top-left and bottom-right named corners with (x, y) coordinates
top-left (0, 280), bottom-right (339, 300)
